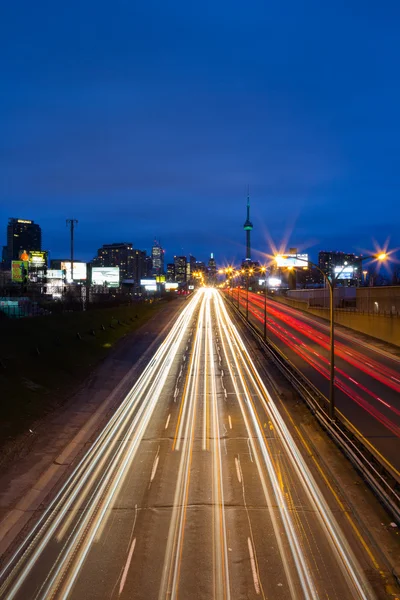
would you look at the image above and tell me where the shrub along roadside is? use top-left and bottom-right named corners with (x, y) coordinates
top-left (0, 301), bottom-right (165, 444)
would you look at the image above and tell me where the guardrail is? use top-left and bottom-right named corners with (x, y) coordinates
top-left (224, 295), bottom-right (400, 525)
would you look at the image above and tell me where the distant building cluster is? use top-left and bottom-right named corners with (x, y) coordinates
top-left (0, 217), bottom-right (219, 298)
top-left (0, 202), bottom-right (396, 309)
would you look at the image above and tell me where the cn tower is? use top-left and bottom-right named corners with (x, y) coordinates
top-left (243, 193), bottom-right (253, 259)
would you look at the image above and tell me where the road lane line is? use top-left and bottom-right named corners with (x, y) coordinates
top-left (119, 538), bottom-right (136, 595)
top-left (150, 446), bottom-right (160, 483)
top-left (247, 438), bottom-right (253, 463)
top-left (165, 414), bottom-right (171, 429)
top-left (247, 537), bottom-right (261, 595)
top-left (235, 458), bottom-right (242, 483)
top-left (228, 415), bottom-right (232, 429)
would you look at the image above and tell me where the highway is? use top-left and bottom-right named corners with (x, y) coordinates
top-left (0, 289), bottom-right (387, 599)
top-left (232, 289), bottom-right (400, 475)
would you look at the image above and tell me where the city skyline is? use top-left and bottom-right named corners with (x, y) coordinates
top-left (1, 207), bottom-right (396, 279)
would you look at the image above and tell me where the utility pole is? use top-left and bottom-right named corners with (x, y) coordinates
top-left (66, 219), bottom-right (78, 282)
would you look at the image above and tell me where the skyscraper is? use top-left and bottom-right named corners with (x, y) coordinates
top-left (243, 194), bottom-right (253, 260)
top-left (166, 263), bottom-right (175, 282)
top-left (174, 256), bottom-right (187, 283)
top-left (6, 218), bottom-right (42, 267)
top-left (208, 253), bottom-right (217, 284)
top-left (151, 239), bottom-right (164, 275)
top-left (92, 243), bottom-right (136, 281)
top-left (187, 255), bottom-right (196, 281)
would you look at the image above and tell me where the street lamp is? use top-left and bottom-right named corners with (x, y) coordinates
top-left (260, 266), bottom-right (268, 341)
top-left (274, 252), bottom-right (388, 420)
top-left (246, 268), bottom-right (254, 320)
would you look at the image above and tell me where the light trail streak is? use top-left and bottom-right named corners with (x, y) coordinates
top-left (246, 291), bottom-right (400, 394)
top-left (158, 296), bottom-right (206, 600)
top-left (0, 288), bottom-right (382, 599)
top-left (207, 295), bottom-right (231, 600)
top-left (216, 292), bottom-right (373, 599)
top-left (0, 292), bottom-right (203, 600)
top-left (241, 292), bottom-right (400, 435)
top-left (215, 295), bottom-right (317, 600)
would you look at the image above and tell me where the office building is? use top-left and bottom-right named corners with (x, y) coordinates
top-left (166, 263), bottom-right (175, 282)
top-left (5, 218), bottom-right (42, 267)
top-left (318, 251), bottom-right (362, 286)
top-left (92, 243), bottom-right (136, 281)
top-left (186, 255), bottom-right (196, 281)
top-left (151, 240), bottom-right (164, 276)
top-left (144, 256), bottom-right (153, 278)
top-left (195, 261), bottom-right (207, 274)
top-left (208, 253), bottom-right (217, 284)
top-left (174, 256), bottom-right (187, 283)
top-left (132, 249), bottom-right (147, 283)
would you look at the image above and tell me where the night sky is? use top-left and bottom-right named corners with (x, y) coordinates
top-left (1, 1), bottom-right (399, 266)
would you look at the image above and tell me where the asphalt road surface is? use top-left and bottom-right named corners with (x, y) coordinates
top-left (0, 289), bottom-right (388, 599)
top-left (232, 290), bottom-right (400, 476)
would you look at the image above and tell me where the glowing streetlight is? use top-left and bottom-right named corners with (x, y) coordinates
top-left (273, 250), bottom-right (389, 421)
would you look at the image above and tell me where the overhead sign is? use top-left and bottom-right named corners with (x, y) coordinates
top-left (140, 279), bottom-right (157, 286)
top-left (276, 254), bottom-right (309, 267)
top-left (12, 261), bottom-right (28, 282)
top-left (140, 279), bottom-right (157, 292)
top-left (29, 250), bottom-right (47, 267)
top-left (334, 265), bottom-right (354, 280)
top-left (47, 269), bottom-right (63, 279)
top-left (92, 267), bottom-right (120, 287)
top-left (268, 277), bottom-right (282, 287)
top-left (61, 261), bottom-right (87, 282)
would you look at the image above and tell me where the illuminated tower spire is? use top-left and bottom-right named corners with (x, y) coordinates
top-left (243, 191), bottom-right (253, 259)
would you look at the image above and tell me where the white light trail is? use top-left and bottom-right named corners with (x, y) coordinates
top-left (215, 291), bottom-right (373, 599)
top-left (0, 292), bottom-right (203, 600)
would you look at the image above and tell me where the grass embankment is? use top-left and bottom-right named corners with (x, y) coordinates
top-left (0, 301), bottom-right (165, 444)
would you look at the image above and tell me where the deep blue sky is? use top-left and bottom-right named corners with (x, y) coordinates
top-left (1, 0), bottom-right (399, 266)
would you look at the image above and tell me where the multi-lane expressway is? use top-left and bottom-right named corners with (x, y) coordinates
top-left (231, 290), bottom-right (400, 477)
top-left (0, 289), bottom-right (391, 599)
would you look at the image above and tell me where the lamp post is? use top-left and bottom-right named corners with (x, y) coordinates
top-left (245, 268), bottom-right (254, 321)
top-left (260, 266), bottom-right (268, 341)
top-left (275, 252), bottom-right (387, 420)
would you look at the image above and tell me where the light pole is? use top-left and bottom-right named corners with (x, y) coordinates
top-left (245, 268), bottom-right (253, 321)
top-left (261, 266), bottom-right (268, 342)
top-left (275, 252), bottom-right (387, 420)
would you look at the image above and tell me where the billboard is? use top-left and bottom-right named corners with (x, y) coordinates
top-left (29, 250), bottom-right (47, 267)
top-left (334, 265), bottom-right (354, 280)
top-left (276, 254), bottom-right (309, 267)
top-left (140, 278), bottom-right (157, 292)
top-left (165, 282), bottom-right (179, 290)
top-left (12, 261), bottom-right (28, 282)
top-left (92, 267), bottom-right (120, 287)
top-left (268, 277), bottom-right (282, 287)
top-left (47, 269), bottom-right (64, 279)
top-left (156, 275), bottom-right (166, 283)
top-left (61, 261), bottom-right (87, 282)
